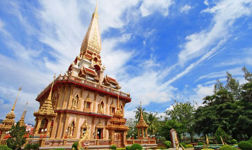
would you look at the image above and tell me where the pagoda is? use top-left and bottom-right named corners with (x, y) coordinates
top-left (27, 3), bottom-right (131, 149)
top-left (136, 104), bottom-right (148, 139)
top-left (0, 88), bottom-right (21, 144)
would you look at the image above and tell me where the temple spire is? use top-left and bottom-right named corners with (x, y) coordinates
top-left (11, 87), bottom-right (22, 112)
top-left (19, 103), bottom-right (27, 127)
top-left (80, 1), bottom-right (101, 56)
top-left (34, 75), bottom-right (56, 117)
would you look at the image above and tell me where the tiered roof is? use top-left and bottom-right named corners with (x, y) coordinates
top-left (136, 105), bottom-right (148, 128)
top-left (0, 88), bottom-right (21, 132)
top-left (34, 76), bottom-right (56, 117)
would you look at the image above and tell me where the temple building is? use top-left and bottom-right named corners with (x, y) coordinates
top-left (25, 4), bottom-right (157, 149)
top-left (27, 4), bottom-right (131, 149)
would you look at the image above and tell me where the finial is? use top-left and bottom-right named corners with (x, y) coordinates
top-left (11, 87), bottom-right (22, 112)
top-left (93, 0), bottom-right (98, 17)
top-left (48, 74), bottom-right (56, 100)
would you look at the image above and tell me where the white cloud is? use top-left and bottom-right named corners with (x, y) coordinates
top-left (180, 5), bottom-right (192, 13)
top-left (122, 70), bottom-right (176, 109)
top-left (163, 0), bottom-right (252, 85)
top-left (197, 67), bottom-right (244, 81)
top-left (178, 0), bottom-right (252, 64)
top-left (140, 0), bottom-right (173, 17)
top-left (204, 0), bottom-right (209, 6)
top-left (0, 0), bottom-right (176, 124)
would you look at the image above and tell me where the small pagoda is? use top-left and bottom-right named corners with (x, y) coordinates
top-left (136, 103), bottom-right (148, 139)
top-left (0, 88), bottom-right (21, 144)
top-left (33, 75), bottom-right (56, 137)
top-left (106, 95), bottom-right (129, 147)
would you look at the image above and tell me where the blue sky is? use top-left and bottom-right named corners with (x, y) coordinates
top-left (0, 0), bottom-right (252, 124)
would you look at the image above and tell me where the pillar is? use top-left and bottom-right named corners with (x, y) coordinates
top-left (62, 114), bottom-right (69, 138)
top-left (46, 119), bottom-right (52, 136)
top-left (110, 130), bottom-right (115, 145)
top-left (51, 116), bottom-right (59, 139)
top-left (145, 128), bottom-right (148, 138)
top-left (141, 128), bottom-right (144, 138)
top-left (137, 128), bottom-right (140, 138)
top-left (56, 114), bottom-right (63, 138)
top-left (35, 118), bottom-right (42, 134)
top-left (73, 116), bottom-right (80, 138)
top-left (123, 131), bottom-right (127, 147)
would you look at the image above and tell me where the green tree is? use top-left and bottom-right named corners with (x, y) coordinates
top-left (159, 119), bottom-right (183, 140)
top-left (166, 102), bottom-right (195, 142)
top-left (6, 122), bottom-right (26, 150)
top-left (146, 112), bottom-right (159, 136)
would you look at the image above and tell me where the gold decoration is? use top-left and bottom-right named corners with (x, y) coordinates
top-left (34, 75), bottom-right (56, 117)
top-left (78, 121), bottom-right (90, 149)
top-left (80, 1), bottom-right (101, 56)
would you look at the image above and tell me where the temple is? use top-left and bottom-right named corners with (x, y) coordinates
top-left (23, 4), bottom-right (156, 149)
top-left (26, 4), bottom-right (131, 149)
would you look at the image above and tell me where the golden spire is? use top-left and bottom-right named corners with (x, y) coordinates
top-left (80, 1), bottom-right (101, 55)
top-left (0, 87), bottom-right (22, 131)
top-left (11, 87), bottom-right (22, 112)
top-left (34, 75), bottom-right (56, 117)
top-left (19, 102), bottom-right (27, 127)
top-left (136, 101), bottom-right (148, 128)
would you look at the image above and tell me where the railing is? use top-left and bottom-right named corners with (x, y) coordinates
top-left (127, 138), bottom-right (156, 145)
top-left (57, 75), bottom-right (130, 98)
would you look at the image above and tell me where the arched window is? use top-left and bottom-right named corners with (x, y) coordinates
top-left (72, 94), bottom-right (79, 109)
top-left (80, 121), bottom-right (88, 138)
top-left (98, 101), bottom-right (104, 114)
top-left (67, 121), bottom-right (75, 137)
top-left (39, 118), bottom-right (48, 134)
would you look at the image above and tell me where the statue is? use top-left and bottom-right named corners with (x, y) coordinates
top-left (78, 122), bottom-right (89, 150)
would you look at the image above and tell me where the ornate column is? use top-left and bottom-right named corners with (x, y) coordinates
top-left (141, 128), bottom-right (144, 138)
top-left (62, 114), bottom-right (69, 138)
top-left (46, 119), bottom-right (52, 136)
top-left (50, 116), bottom-right (58, 139)
top-left (110, 130), bottom-right (115, 145)
top-left (56, 114), bottom-right (63, 138)
top-left (73, 116), bottom-right (80, 138)
top-left (35, 118), bottom-right (42, 134)
top-left (145, 128), bottom-right (148, 138)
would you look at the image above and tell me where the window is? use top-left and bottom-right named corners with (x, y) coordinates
top-left (86, 102), bottom-right (91, 109)
top-left (110, 107), bottom-right (115, 115)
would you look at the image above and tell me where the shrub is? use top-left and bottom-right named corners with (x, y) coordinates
top-left (238, 141), bottom-right (252, 150)
top-left (72, 142), bottom-right (78, 150)
top-left (24, 143), bottom-right (39, 150)
top-left (130, 144), bottom-right (142, 150)
top-left (53, 149), bottom-right (65, 150)
top-left (248, 137), bottom-right (252, 143)
top-left (219, 145), bottom-right (237, 150)
top-left (126, 146), bottom-right (131, 150)
top-left (186, 144), bottom-right (193, 148)
top-left (198, 142), bottom-right (204, 145)
top-left (230, 139), bottom-right (238, 144)
top-left (31, 143), bottom-right (39, 150)
top-left (202, 149), bottom-right (214, 150)
top-left (0, 145), bottom-right (11, 150)
top-left (164, 140), bottom-right (171, 148)
top-left (110, 145), bottom-right (117, 150)
top-left (24, 144), bottom-right (32, 150)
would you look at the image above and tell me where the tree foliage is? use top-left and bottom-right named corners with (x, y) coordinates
top-left (6, 122), bottom-right (26, 150)
top-left (195, 67), bottom-right (252, 141)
